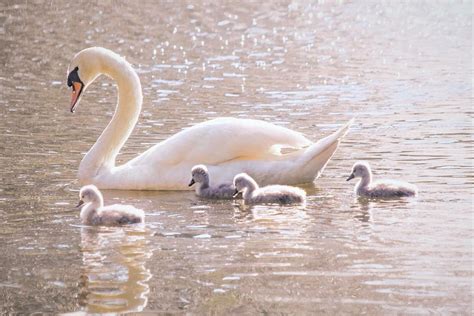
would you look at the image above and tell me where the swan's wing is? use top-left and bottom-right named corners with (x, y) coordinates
top-left (129, 117), bottom-right (312, 166)
top-left (101, 204), bottom-right (142, 213)
top-left (258, 185), bottom-right (305, 195)
top-left (99, 205), bottom-right (144, 224)
top-left (371, 180), bottom-right (417, 196)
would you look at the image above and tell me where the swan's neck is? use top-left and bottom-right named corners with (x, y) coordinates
top-left (356, 173), bottom-right (372, 193)
top-left (79, 55), bottom-right (142, 182)
top-left (198, 182), bottom-right (209, 190)
top-left (243, 181), bottom-right (258, 200)
top-left (80, 202), bottom-right (100, 224)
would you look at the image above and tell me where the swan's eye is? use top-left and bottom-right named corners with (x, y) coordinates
top-left (67, 67), bottom-right (80, 87)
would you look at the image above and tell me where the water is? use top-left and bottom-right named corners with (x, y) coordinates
top-left (0, 1), bottom-right (472, 314)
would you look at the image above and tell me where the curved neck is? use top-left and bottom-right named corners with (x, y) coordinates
top-left (79, 54), bottom-right (142, 181)
top-left (93, 194), bottom-right (104, 209)
top-left (356, 173), bottom-right (372, 193)
top-left (243, 180), bottom-right (258, 200)
top-left (80, 203), bottom-right (100, 224)
top-left (198, 182), bottom-right (209, 190)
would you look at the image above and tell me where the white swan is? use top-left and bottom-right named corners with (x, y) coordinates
top-left (77, 185), bottom-right (145, 225)
top-left (346, 161), bottom-right (418, 198)
top-left (233, 173), bottom-right (306, 205)
top-left (67, 47), bottom-right (353, 190)
top-left (189, 165), bottom-right (235, 199)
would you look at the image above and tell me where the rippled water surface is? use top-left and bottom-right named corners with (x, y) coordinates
top-left (0, 1), bottom-right (472, 314)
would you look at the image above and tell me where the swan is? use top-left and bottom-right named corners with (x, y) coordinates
top-left (189, 164), bottom-right (235, 199)
top-left (346, 161), bottom-right (418, 198)
top-left (67, 47), bottom-right (353, 190)
top-left (233, 173), bottom-right (306, 205)
top-left (77, 184), bottom-right (145, 225)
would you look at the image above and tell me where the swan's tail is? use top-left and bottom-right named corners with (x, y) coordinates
top-left (298, 118), bottom-right (354, 180)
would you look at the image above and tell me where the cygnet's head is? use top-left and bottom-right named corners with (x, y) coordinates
top-left (77, 184), bottom-right (103, 208)
top-left (233, 173), bottom-right (258, 196)
top-left (67, 47), bottom-right (120, 112)
top-left (347, 161), bottom-right (371, 181)
top-left (189, 164), bottom-right (209, 187)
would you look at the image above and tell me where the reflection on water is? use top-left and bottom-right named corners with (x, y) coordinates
top-left (0, 0), bottom-right (472, 314)
top-left (78, 226), bottom-right (151, 313)
top-left (233, 203), bottom-right (310, 233)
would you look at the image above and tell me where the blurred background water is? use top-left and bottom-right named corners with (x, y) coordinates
top-left (0, 0), bottom-right (472, 314)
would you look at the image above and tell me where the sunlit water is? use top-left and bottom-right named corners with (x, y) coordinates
top-left (0, 1), bottom-right (472, 314)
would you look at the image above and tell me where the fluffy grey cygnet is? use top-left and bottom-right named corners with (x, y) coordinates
top-left (77, 185), bottom-right (145, 225)
top-left (233, 173), bottom-right (306, 205)
top-left (346, 161), bottom-right (418, 198)
top-left (188, 165), bottom-right (235, 199)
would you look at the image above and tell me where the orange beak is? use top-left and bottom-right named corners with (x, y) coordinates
top-left (70, 81), bottom-right (83, 113)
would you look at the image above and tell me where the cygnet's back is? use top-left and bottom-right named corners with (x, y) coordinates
top-left (367, 180), bottom-right (418, 198)
top-left (189, 165), bottom-right (235, 199)
top-left (95, 204), bottom-right (144, 225)
top-left (77, 185), bottom-right (145, 226)
top-left (233, 173), bottom-right (306, 205)
top-left (252, 185), bottom-right (306, 204)
top-left (347, 161), bottom-right (418, 198)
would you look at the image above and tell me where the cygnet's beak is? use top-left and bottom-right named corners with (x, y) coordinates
top-left (76, 200), bottom-right (85, 208)
top-left (232, 188), bottom-right (240, 198)
top-left (188, 179), bottom-right (195, 187)
top-left (346, 173), bottom-right (355, 181)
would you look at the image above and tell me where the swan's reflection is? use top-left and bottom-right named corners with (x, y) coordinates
top-left (351, 196), bottom-right (418, 243)
top-left (232, 202), bottom-right (310, 236)
top-left (353, 197), bottom-right (373, 223)
top-left (78, 226), bottom-right (152, 313)
top-left (353, 195), bottom-right (416, 223)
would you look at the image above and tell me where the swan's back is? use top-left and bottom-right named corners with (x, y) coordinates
top-left (250, 185), bottom-right (306, 204)
top-left (129, 117), bottom-right (312, 166)
top-left (199, 183), bottom-right (235, 199)
top-left (365, 179), bottom-right (418, 198)
top-left (97, 204), bottom-right (145, 225)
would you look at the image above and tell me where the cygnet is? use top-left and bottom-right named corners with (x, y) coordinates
top-left (233, 173), bottom-right (306, 205)
top-left (346, 161), bottom-right (418, 198)
top-left (188, 164), bottom-right (235, 199)
top-left (77, 185), bottom-right (145, 225)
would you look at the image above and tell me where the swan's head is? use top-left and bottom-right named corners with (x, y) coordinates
top-left (77, 184), bottom-right (103, 208)
top-left (67, 47), bottom-right (113, 113)
top-left (233, 173), bottom-right (258, 197)
top-left (347, 161), bottom-right (371, 181)
top-left (189, 164), bottom-right (209, 186)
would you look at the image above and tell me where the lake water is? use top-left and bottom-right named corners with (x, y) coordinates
top-left (0, 1), bottom-right (472, 314)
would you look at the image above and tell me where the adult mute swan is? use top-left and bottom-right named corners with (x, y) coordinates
top-left (67, 47), bottom-right (353, 190)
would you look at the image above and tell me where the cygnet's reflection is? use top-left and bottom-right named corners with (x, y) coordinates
top-left (353, 197), bottom-right (373, 223)
top-left (78, 226), bottom-right (152, 313)
top-left (233, 202), bottom-right (310, 236)
top-left (353, 195), bottom-right (416, 223)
